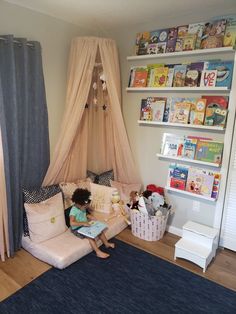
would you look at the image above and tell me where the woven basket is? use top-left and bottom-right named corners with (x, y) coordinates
top-left (130, 210), bottom-right (169, 241)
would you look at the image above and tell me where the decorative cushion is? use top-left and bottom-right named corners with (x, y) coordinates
top-left (24, 192), bottom-right (67, 243)
top-left (90, 183), bottom-right (117, 213)
top-left (22, 184), bottom-right (61, 237)
top-left (86, 170), bottom-right (114, 186)
top-left (110, 180), bottom-right (142, 203)
top-left (59, 178), bottom-right (92, 208)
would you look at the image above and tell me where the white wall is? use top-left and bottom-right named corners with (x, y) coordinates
top-left (111, 9), bottom-right (236, 232)
top-left (0, 0), bottom-right (96, 155)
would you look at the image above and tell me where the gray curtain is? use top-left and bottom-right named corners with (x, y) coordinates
top-left (0, 35), bottom-right (50, 255)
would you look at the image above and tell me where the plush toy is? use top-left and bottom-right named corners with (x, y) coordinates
top-left (128, 191), bottom-right (139, 209)
top-left (109, 190), bottom-right (131, 225)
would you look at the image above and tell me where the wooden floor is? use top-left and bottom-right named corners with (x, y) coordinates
top-left (1, 229), bottom-right (236, 301)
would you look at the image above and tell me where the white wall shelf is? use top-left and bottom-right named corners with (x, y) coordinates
top-left (127, 87), bottom-right (229, 93)
top-left (138, 120), bottom-right (225, 131)
top-left (127, 47), bottom-right (235, 61)
top-left (156, 153), bottom-right (221, 168)
top-left (165, 187), bottom-right (216, 202)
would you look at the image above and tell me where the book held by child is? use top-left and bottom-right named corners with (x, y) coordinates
top-left (76, 221), bottom-right (108, 239)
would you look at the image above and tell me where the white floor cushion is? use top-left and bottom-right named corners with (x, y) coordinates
top-left (22, 212), bottom-right (127, 269)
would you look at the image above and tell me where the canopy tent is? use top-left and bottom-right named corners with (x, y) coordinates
top-left (43, 37), bottom-right (140, 186)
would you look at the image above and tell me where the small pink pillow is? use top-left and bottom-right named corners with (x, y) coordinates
top-left (90, 183), bottom-right (117, 213)
top-left (110, 180), bottom-right (142, 203)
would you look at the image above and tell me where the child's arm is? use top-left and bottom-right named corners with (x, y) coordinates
top-left (70, 215), bottom-right (90, 228)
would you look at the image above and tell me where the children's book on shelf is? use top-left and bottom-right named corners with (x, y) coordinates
top-left (172, 102), bottom-right (191, 124)
top-left (175, 25), bottom-right (189, 52)
top-left (166, 27), bottom-right (178, 52)
top-left (183, 137), bottom-right (197, 159)
top-left (195, 140), bottom-right (224, 164)
top-left (186, 167), bottom-right (215, 197)
top-left (76, 221), bottom-right (108, 239)
top-left (182, 34), bottom-right (197, 51)
top-left (189, 98), bottom-right (206, 125)
top-left (223, 16), bottom-right (236, 48)
top-left (204, 60), bottom-right (233, 89)
top-left (158, 29), bottom-right (169, 44)
top-left (200, 70), bottom-right (217, 87)
top-left (161, 133), bottom-right (184, 157)
top-left (203, 95), bottom-right (229, 127)
top-left (172, 64), bottom-right (187, 87)
top-left (149, 30), bottom-right (160, 44)
top-left (152, 67), bottom-right (169, 87)
top-left (200, 19), bottom-right (227, 49)
top-left (147, 43), bottom-right (159, 54)
top-left (147, 63), bottom-right (164, 87)
top-left (188, 22), bottom-right (205, 49)
top-left (132, 67), bottom-right (149, 87)
top-left (147, 97), bottom-right (166, 122)
top-left (166, 97), bottom-right (185, 122)
top-left (209, 171), bottom-right (221, 199)
top-left (185, 62), bottom-right (204, 87)
top-left (135, 31), bottom-right (150, 55)
top-left (140, 99), bottom-right (152, 121)
top-left (165, 64), bottom-right (176, 87)
top-left (169, 163), bottom-right (189, 190)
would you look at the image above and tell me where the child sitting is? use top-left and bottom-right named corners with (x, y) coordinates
top-left (70, 188), bottom-right (115, 259)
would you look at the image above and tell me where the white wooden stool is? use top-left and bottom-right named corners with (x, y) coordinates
top-left (174, 221), bottom-right (219, 272)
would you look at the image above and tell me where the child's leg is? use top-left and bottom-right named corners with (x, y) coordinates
top-left (99, 232), bottom-right (115, 248)
top-left (88, 238), bottom-right (110, 259)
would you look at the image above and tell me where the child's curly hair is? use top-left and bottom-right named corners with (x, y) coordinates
top-left (72, 188), bottom-right (91, 205)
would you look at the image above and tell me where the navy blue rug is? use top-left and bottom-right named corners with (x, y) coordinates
top-left (1, 239), bottom-right (236, 314)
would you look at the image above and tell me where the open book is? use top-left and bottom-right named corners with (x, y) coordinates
top-left (76, 221), bottom-right (108, 239)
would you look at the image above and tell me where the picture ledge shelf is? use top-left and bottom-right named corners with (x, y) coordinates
top-left (165, 187), bottom-right (217, 202)
top-left (138, 120), bottom-right (225, 131)
top-left (126, 87), bottom-right (230, 92)
top-left (127, 47), bottom-right (235, 61)
top-left (156, 154), bottom-right (221, 168)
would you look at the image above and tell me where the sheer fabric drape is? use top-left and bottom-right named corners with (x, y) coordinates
top-left (43, 37), bottom-right (140, 185)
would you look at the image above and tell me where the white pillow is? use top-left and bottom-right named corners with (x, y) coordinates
top-left (24, 192), bottom-right (67, 243)
top-left (90, 183), bottom-right (117, 213)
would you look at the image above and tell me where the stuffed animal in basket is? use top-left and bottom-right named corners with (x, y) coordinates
top-left (127, 191), bottom-right (140, 209)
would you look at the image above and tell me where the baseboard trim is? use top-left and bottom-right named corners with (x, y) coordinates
top-left (166, 225), bottom-right (182, 237)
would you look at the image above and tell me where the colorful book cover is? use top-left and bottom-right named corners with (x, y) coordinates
top-left (205, 61), bottom-right (234, 88)
top-left (156, 42), bottom-right (167, 54)
top-left (133, 67), bottom-right (148, 87)
top-left (128, 67), bottom-right (136, 87)
top-left (140, 98), bottom-right (152, 121)
top-left (185, 62), bottom-right (205, 87)
top-left (147, 97), bottom-right (166, 122)
top-left (170, 178), bottom-right (186, 190)
top-left (186, 167), bottom-right (214, 197)
top-left (166, 28), bottom-right (178, 53)
top-left (223, 16), bottom-right (236, 48)
top-left (76, 221), bottom-right (108, 239)
top-left (188, 22), bottom-right (205, 49)
top-left (189, 98), bottom-right (207, 125)
top-left (200, 70), bottom-right (217, 87)
top-left (166, 97), bottom-right (185, 122)
top-left (158, 29), bottom-right (169, 44)
top-left (203, 95), bottom-right (229, 127)
top-left (195, 140), bottom-right (224, 164)
top-left (152, 67), bottom-right (169, 87)
top-left (172, 102), bottom-right (191, 124)
top-left (136, 32), bottom-right (150, 55)
top-left (173, 164), bottom-right (189, 180)
top-left (161, 133), bottom-right (184, 157)
top-left (165, 64), bottom-right (176, 87)
top-left (149, 30), bottom-right (160, 44)
top-left (175, 25), bottom-right (189, 52)
top-left (207, 171), bottom-right (221, 199)
top-left (182, 34), bottom-right (197, 51)
top-left (147, 63), bottom-right (165, 87)
top-left (183, 138), bottom-right (197, 159)
top-left (200, 19), bottom-right (227, 49)
top-left (172, 64), bottom-right (187, 87)
top-left (147, 43), bottom-right (159, 54)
